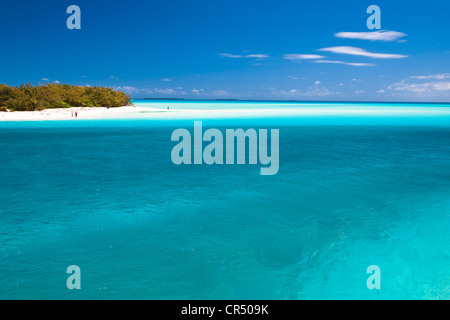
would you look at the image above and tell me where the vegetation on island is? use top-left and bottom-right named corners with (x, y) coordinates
top-left (0, 83), bottom-right (132, 112)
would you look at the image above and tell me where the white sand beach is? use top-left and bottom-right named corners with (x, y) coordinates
top-left (1, 104), bottom-right (450, 121)
top-left (0, 106), bottom-right (145, 121)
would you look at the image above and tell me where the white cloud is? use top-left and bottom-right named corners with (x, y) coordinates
top-left (271, 88), bottom-right (336, 97)
top-left (270, 82), bottom-right (339, 98)
top-left (192, 89), bottom-right (203, 95)
top-left (115, 86), bottom-right (154, 94)
top-left (41, 78), bottom-right (50, 81)
top-left (318, 46), bottom-right (408, 59)
top-left (388, 81), bottom-right (450, 93)
top-left (377, 89), bottom-right (385, 93)
top-left (284, 54), bottom-right (325, 60)
top-left (161, 78), bottom-right (171, 82)
top-left (313, 60), bottom-right (375, 67)
top-left (212, 90), bottom-right (230, 96)
top-left (334, 30), bottom-right (407, 42)
top-left (410, 73), bottom-right (450, 80)
top-left (219, 53), bottom-right (243, 58)
top-left (154, 88), bottom-right (177, 95)
top-left (118, 86), bottom-right (138, 93)
top-left (115, 86), bottom-right (233, 98)
top-left (220, 53), bottom-right (269, 59)
top-left (304, 86), bottom-right (336, 97)
top-left (245, 54), bottom-right (269, 59)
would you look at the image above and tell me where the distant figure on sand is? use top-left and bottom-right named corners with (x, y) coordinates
top-left (75, 112), bottom-right (78, 118)
top-left (167, 106), bottom-right (170, 110)
top-left (71, 111), bottom-right (73, 117)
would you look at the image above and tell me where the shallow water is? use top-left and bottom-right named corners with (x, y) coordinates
top-left (0, 102), bottom-right (449, 299)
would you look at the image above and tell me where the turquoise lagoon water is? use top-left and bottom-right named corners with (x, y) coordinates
top-left (1, 101), bottom-right (450, 299)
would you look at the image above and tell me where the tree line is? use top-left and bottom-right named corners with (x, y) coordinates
top-left (0, 83), bottom-right (132, 112)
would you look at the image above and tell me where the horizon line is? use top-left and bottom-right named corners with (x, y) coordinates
top-left (139, 98), bottom-right (450, 104)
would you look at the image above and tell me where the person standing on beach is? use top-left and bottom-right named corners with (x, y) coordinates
top-left (75, 111), bottom-right (78, 118)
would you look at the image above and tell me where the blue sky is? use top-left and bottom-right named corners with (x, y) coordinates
top-left (1, 0), bottom-right (449, 101)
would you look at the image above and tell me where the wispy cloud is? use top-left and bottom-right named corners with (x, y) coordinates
top-left (270, 88), bottom-right (336, 98)
top-left (245, 54), bottom-right (269, 59)
top-left (192, 89), bottom-right (204, 95)
top-left (410, 73), bottom-right (450, 80)
top-left (313, 60), bottom-right (376, 67)
top-left (115, 86), bottom-right (153, 94)
top-left (212, 90), bottom-right (230, 96)
top-left (318, 46), bottom-right (408, 59)
top-left (154, 88), bottom-right (177, 95)
top-left (220, 53), bottom-right (269, 59)
top-left (284, 54), bottom-right (325, 60)
top-left (269, 81), bottom-right (339, 98)
top-left (385, 74), bottom-right (450, 96)
top-left (334, 30), bottom-right (407, 42)
top-left (388, 81), bottom-right (450, 93)
top-left (116, 86), bottom-right (234, 98)
top-left (161, 78), bottom-right (171, 82)
top-left (219, 53), bottom-right (243, 58)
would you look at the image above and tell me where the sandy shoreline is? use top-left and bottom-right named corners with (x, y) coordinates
top-left (1, 105), bottom-right (450, 121)
top-left (0, 106), bottom-right (147, 121)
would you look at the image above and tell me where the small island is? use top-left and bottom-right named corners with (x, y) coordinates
top-left (0, 83), bottom-right (132, 112)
